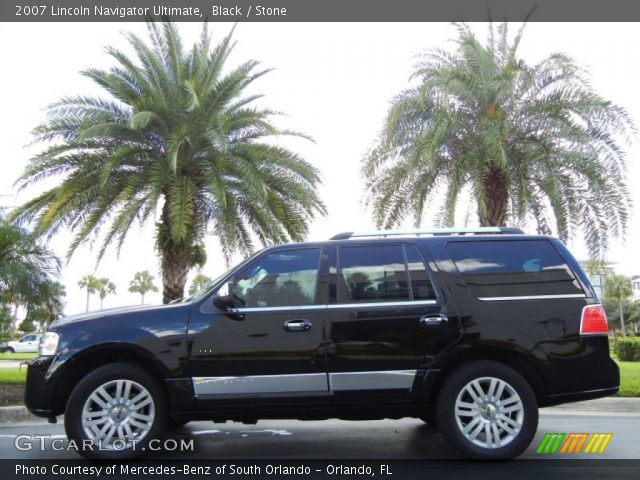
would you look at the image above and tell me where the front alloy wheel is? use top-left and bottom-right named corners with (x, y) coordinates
top-left (65, 362), bottom-right (167, 459)
top-left (436, 361), bottom-right (538, 459)
top-left (81, 379), bottom-right (155, 450)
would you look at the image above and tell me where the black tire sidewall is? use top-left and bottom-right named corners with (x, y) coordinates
top-left (436, 361), bottom-right (538, 460)
top-left (64, 362), bottom-right (167, 460)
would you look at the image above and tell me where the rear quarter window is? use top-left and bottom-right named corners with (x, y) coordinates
top-left (446, 240), bottom-right (584, 299)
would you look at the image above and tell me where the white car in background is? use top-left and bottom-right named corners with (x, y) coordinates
top-left (0, 334), bottom-right (41, 353)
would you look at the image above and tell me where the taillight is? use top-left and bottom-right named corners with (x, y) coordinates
top-left (580, 304), bottom-right (609, 335)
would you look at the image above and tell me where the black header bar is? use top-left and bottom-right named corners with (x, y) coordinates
top-left (3, 0), bottom-right (640, 22)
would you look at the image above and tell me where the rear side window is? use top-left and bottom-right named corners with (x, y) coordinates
top-left (447, 240), bottom-right (583, 299)
top-left (337, 244), bottom-right (437, 303)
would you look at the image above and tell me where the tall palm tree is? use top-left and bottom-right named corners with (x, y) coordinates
top-left (78, 275), bottom-right (101, 312)
top-left (25, 282), bottom-right (66, 330)
top-left (129, 270), bottom-right (158, 305)
top-left (11, 21), bottom-right (325, 303)
top-left (188, 273), bottom-right (212, 296)
top-left (96, 278), bottom-right (116, 310)
top-left (604, 274), bottom-right (633, 336)
top-left (363, 22), bottom-right (633, 259)
top-left (0, 215), bottom-right (61, 328)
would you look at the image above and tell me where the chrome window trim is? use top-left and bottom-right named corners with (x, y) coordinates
top-left (228, 305), bottom-right (326, 313)
top-left (327, 300), bottom-right (437, 309)
top-left (227, 299), bottom-right (438, 313)
top-left (478, 294), bottom-right (586, 301)
top-left (329, 370), bottom-right (417, 391)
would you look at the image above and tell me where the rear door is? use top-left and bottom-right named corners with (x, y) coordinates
top-left (325, 242), bottom-right (459, 404)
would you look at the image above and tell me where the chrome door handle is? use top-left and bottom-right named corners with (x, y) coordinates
top-left (420, 314), bottom-right (448, 327)
top-left (283, 319), bottom-right (312, 332)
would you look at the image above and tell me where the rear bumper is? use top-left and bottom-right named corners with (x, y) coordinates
top-left (541, 355), bottom-right (620, 406)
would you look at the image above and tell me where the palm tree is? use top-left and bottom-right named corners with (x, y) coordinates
top-left (78, 275), bottom-right (100, 312)
top-left (363, 22), bottom-right (633, 259)
top-left (129, 270), bottom-right (158, 305)
top-left (31, 281), bottom-right (66, 327)
top-left (96, 278), bottom-right (116, 310)
top-left (10, 21), bottom-right (325, 303)
top-left (188, 273), bottom-right (212, 296)
top-left (0, 215), bottom-right (61, 329)
top-left (604, 274), bottom-right (633, 336)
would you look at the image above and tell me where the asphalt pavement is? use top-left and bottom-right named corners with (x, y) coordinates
top-left (0, 408), bottom-right (638, 460)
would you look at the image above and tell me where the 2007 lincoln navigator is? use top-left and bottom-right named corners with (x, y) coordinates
top-left (26, 227), bottom-right (619, 459)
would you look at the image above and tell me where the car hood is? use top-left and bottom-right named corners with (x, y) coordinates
top-left (52, 302), bottom-right (189, 326)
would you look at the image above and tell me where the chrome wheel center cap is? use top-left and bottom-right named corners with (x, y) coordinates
top-left (480, 403), bottom-right (498, 421)
top-left (108, 405), bottom-right (130, 424)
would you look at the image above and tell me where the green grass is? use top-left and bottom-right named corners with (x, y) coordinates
top-left (617, 361), bottom-right (640, 397)
top-left (0, 352), bottom-right (37, 361)
top-left (0, 367), bottom-right (27, 383)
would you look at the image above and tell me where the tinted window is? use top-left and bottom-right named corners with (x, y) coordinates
top-left (447, 240), bottom-right (583, 298)
top-left (232, 248), bottom-right (321, 307)
top-left (405, 245), bottom-right (437, 300)
top-left (338, 245), bottom-right (409, 303)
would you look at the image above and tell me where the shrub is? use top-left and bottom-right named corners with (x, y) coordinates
top-left (614, 338), bottom-right (640, 361)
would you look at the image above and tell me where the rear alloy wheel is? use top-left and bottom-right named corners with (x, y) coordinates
top-left (65, 363), bottom-right (167, 459)
top-left (436, 361), bottom-right (538, 459)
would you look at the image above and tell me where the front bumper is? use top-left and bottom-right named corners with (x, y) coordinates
top-left (25, 356), bottom-right (60, 417)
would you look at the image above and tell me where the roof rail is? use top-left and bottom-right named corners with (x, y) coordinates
top-left (330, 227), bottom-right (524, 240)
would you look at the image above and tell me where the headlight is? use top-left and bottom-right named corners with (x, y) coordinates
top-left (38, 332), bottom-right (59, 356)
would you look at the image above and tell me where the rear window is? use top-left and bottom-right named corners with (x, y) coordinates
top-left (446, 240), bottom-right (583, 299)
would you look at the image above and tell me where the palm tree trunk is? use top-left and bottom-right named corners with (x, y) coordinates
top-left (619, 300), bottom-right (627, 336)
top-left (100, 298), bottom-right (104, 310)
top-left (159, 194), bottom-right (194, 304)
top-left (479, 165), bottom-right (509, 226)
top-left (85, 290), bottom-right (90, 312)
top-left (161, 240), bottom-right (191, 303)
top-left (141, 293), bottom-right (145, 305)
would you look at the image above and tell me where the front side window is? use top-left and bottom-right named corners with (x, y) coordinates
top-left (447, 240), bottom-right (583, 299)
top-left (231, 248), bottom-right (321, 308)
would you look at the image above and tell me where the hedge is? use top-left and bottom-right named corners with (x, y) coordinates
top-left (614, 337), bottom-right (640, 362)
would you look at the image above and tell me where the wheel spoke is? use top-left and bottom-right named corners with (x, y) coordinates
top-left (497, 419), bottom-right (517, 436)
top-left (491, 424), bottom-right (502, 447)
top-left (468, 420), bottom-right (485, 440)
top-left (484, 423), bottom-right (493, 447)
top-left (130, 412), bottom-right (153, 423)
top-left (487, 378), bottom-right (498, 399)
top-left (462, 416), bottom-right (482, 435)
top-left (502, 402), bottom-right (523, 414)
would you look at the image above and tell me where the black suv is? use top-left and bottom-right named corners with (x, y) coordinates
top-left (26, 227), bottom-right (619, 460)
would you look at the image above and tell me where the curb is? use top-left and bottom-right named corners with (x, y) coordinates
top-left (0, 406), bottom-right (43, 425)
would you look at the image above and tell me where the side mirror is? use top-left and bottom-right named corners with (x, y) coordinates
top-left (212, 281), bottom-right (235, 310)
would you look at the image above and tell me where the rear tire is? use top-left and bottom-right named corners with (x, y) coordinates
top-left (64, 362), bottom-right (167, 460)
top-left (435, 361), bottom-right (538, 460)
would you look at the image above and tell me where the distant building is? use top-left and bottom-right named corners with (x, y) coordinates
top-left (579, 261), bottom-right (640, 301)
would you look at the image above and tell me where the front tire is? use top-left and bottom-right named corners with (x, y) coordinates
top-left (64, 362), bottom-right (167, 460)
top-left (436, 361), bottom-right (538, 460)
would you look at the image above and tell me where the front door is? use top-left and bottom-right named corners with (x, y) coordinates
top-left (325, 242), bottom-right (459, 404)
top-left (188, 246), bottom-right (329, 407)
